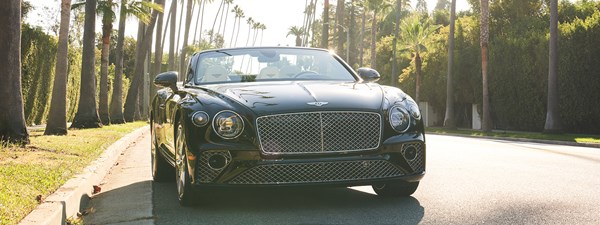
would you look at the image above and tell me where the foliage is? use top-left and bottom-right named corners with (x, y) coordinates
top-left (20, 25), bottom-right (57, 126)
top-left (0, 122), bottom-right (147, 225)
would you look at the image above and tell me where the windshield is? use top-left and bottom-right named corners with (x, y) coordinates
top-left (193, 48), bottom-right (356, 85)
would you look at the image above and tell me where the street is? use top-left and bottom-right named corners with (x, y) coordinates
top-left (85, 133), bottom-right (600, 225)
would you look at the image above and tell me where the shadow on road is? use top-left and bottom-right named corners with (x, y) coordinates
top-left (153, 182), bottom-right (424, 225)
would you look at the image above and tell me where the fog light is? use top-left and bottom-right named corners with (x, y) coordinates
top-left (403, 146), bottom-right (418, 161)
top-left (208, 154), bottom-right (227, 170)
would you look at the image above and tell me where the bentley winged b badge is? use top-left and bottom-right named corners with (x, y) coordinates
top-left (307, 102), bottom-right (329, 107)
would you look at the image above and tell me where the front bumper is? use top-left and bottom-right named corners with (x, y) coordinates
top-left (189, 134), bottom-right (425, 187)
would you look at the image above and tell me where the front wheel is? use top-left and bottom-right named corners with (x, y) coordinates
top-left (175, 121), bottom-right (196, 206)
top-left (372, 181), bottom-right (419, 197)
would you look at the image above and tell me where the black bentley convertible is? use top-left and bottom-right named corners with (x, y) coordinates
top-left (150, 47), bottom-right (426, 205)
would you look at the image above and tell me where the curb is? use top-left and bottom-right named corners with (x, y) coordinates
top-left (19, 125), bottom-right (150, 225)
top-left (426, 132), bottom-right (600, 148)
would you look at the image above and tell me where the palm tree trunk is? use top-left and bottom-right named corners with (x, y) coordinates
top-left (443, 0), bottom-right (456, 128)
top-left (0, 0), bottom-right (29, 144)
top-left (415, 52), bottom-right (422, 103)
top-left (336, 0), bottom-right (345, 55)
top-left (197, 0), bottom-right (206, 43)
top-left (360, 6), bottom-right (365, 67)
top-left (99, 0), bottom-right (114, 125)
top-left (192, 0), bottom-right (203, 44)
top-left (322, 0), bottom-right (329, 48)
top-left (45, 0), bottom-right (72, 135)
top-left (235, 17), bottom-right (241, 46)
top-left (179, 0), bottom-right (193, 77)
top-left (370, 9), bottom-right (377, 69)
top-left (124, 0), bottom-right (164, 122)
top-left (221, 2), bottom-right (230, 38)
top-left (481, 0), bottom-right (491, 132)
top-left (161, 2), bottom-right (172, 58)
top-left (109, 0), bottom-right (128, 124)
top-left (168, 0), bottom-right (177, 71)
top-left (153, 0), bottom-right (165, 77)
top-left (348, 0), bottom-right (355, 67)
top-left (544, 0), bottom-right (562, 133)
top-left (391, 0), bottom-right (401, 86)
top-left (71, 0), bottom-right (102, 129)
top-left (210, 0), bottom-right (224, 43)
top-left (175, 0), bottom-right (186, 73)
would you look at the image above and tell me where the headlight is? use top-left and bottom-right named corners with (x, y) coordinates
top-left (405, 99), bottom-right (421, 120)
top-left (191, 111), bottom-right (209, 127)
top-left (212, 110), bottom-right (244, 139)
top-left (389, 105), bottom-right (410, 132)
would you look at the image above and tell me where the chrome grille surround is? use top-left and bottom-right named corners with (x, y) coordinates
top-left (198, 150), bottom-right (232, 183)
top-left (228, 160), bottom-right (406, 185)
top-left (401, 142), bottom-right (425, 172)
top-left (256, 111), bottom-right (382, 155)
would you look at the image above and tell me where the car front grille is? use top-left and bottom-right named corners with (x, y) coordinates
top-left (402, 142), bottom-right (425, 173)
top-left (198, 151), bottom-right (231, 183)
top-left (256, 112), bottom-right (382, 154)
top-left (228, 160), bottom-right (405, 185)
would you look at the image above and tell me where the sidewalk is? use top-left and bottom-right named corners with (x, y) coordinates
top-left (18, 126), bottom-right (149, 225)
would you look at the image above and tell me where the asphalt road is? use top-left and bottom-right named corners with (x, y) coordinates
top-left (86, 133), bottom-right (600, 225)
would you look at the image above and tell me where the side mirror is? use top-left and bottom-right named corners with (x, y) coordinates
top-left (154, 71), bottom-right (179, 91)
top-left (357, 67), bottom-right (381, 83)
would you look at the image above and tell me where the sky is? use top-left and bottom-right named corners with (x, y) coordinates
top-left (26, 0), bottom-right (472, 48)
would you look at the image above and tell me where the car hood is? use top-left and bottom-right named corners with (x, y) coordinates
top-left (198, 81), bottom-right (384, 116)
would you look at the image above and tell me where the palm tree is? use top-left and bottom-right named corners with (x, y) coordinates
top-left (244, 17), bottom-right (254, 46)
top-left (234, 5), bottom-right (246, 46)
top-left (229, 5), bottom-right (242, 47)
top-left (321, 0), bottom-right (329, 48)
top-left (0, 0), bottom-right (29, 144)
top-left (258, 23), bottom-right (266, 46)
top-left (288, 26), bottom-right (305, 47)
top-left (72, 0), bottom-right (118, 125)
top-left (480, 0), bottom-right (491, 132)
top-left (366, 0), bottom-right (386, 69)
top-left (220, 0), bottom-right (233, 38)
top-left (168, 0), bottom-right (177, 71)
top-left (123, 0), bottom-right (164, 122)
top-left (71, 0), bottom-right (102, 129)
top-left (179, 0), bottom-right (194, 77)
top-left (210, 0), bottom-right (224, 43)
top-left (391, 0), bottom-right (402, 87)
top-left (153, 0), bottom-right (166, 77)
top-left (110, 0), bottom-right (161, 124)
top-left (544, 0), bottom-right (562, 133)
top-left (443, 0), bottom-right (457, 129)
top-left (45, 0), bottom-right (72, 135)
top-left (399, 15), bottom-right (439, 103)
top-left (336, 0), bottom-right (345, 54)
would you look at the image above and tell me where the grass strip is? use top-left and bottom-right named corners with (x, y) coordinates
top-left (0, 122), bottom-right (147, 225)
top-left (426, 127), bottom-right (600, 144)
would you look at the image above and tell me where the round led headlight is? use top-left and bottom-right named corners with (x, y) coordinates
top-left (212, 110), bottom-right (244, 139)
top-left (191, 111), bottom-right (209, 127)
top-left (406, 100), bottom-right (421, 120)
top-left (389, 105), bottom-right (410, 132)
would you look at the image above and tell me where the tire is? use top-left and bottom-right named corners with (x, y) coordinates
top-left (372, 181), bottom-right (419, 197)
top-left (151, 122), bottom-right (173, 182)
top-left (175, 120), bottom-right (196, 206)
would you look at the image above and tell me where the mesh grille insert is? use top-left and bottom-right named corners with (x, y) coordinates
top-left (257, 112), bottom-right (382, 154)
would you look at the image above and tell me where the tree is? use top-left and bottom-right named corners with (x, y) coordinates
top-left (244, 17), bottom-right (254, 46)
top-left (110, 0), bottom-right (160, 124)
top-left (45, 0), bottom-right (72, 135)
top-left (391, 0), bottom-right (402, 87)
top-left (0, 0), bottom-right (29, 145)
top-left (544, 0), bottom-right (561, 133)
top-left (71, 0), bottom-right (102, 129)
top-left (123, 0), bottom-right (164, 122)
top-left (366, 0), bottom-right (387, 69)
top-left (415, 0), bottom-right (428, 14)
top-left (480, 0), bottom-right (491, 132)
top-left (399, 15), bottom-right (438, 103)
top-left (322, 0), bottom-right (329, 48)
top-left (210, 0), bottom-right (224, 43)
top-left (288, 26), bottom-right (304, 47)
top-left (231, 5), bottom-right (244, 47)
top-left (168, 0), bottom-right (177, 71)
top-left (336, 0), bottom-right (345, 54)
top-left (179, 0), bottom-right (194, 76)
top-left (435, 0), bottom-right (450, 11)
top-left (443, 0), bottom-right (456, 128)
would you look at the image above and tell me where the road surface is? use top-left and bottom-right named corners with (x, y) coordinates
top-left (85, 133), bottom-right (600, 225)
